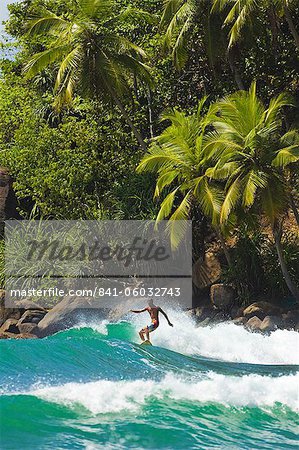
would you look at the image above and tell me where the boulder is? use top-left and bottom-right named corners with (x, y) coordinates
top-left (0, 331), bottom-right (37, 339)
top-left (37, 295), bottom-right (110, 337)
top-left (192, 252), bottom-right (221, 289)
top-left (234, 306), bottom-right (246, 318)
top-left (282, 310), bottom-right (299, 328)
top-left (198, 317), bottom-right (211, 327)
top-left (0, 290), bottom-right (22, 326)
top-left (210, 284), bottom-right (235, 310)
top-left (0, 318), bottom-right (19, 334)
top-left (245, 316), bottom-right (262, 332)
top-left (15, 299), bottom-right (47, 312)
top-left (18, 323), bottom-right (39, 335)
top-left (243, 302), bottom-right (282, 321)
top-left (233, 316), bottom-right (247, 326)
top-left (18, 309), bottom-right (47, 325)
top-left (260, 315), bottom-right (284, 333)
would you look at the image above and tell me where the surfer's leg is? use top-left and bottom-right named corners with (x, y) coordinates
top-left (139, 328), bottom-right (146, 341)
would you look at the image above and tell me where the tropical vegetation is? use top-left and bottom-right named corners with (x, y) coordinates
top-left (0, 0), bottom-right (298, 303)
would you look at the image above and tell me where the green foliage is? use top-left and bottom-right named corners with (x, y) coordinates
top-left (0, 69), bottom-right (156, 219)
top-left (222, 228), bottom-right (299, 302)
top-left (137, 100), bottom-right (224, 246)
top-left (0, 0), bottom-right (298, 300)
top-left (205, 82), bottom-right (299, 226)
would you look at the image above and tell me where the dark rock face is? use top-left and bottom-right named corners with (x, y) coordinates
top-left (259, 315), bottom-right (284, 333)
top-left (0, 290), bottom-right (22, 327)
top-left (18, 323), bottom-right (39, 335)
top-left (15, 300), bottom-right (48, 312)
top-left (0, 331), bottom-right (37, 339)
top-left (243, 302), bottom-right (282, 321)
top-left (0, 318), bottom-right (20, 334)
top-left (232, 317), bottom-right (247, 326)
top-left (18, 309), bottom-right (47, 325)
top-left (282, 309), bottom-right (299, 328)
top-left (37, 296), bottom-right (110, 337)
top-left (210, 284), bottom-right (235, 310)
top-left (245, 316), bottom-right (263, 332)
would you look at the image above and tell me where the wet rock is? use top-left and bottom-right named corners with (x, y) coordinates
top-left (243, 302), bottom-right (282, 321)
top-left (233, 317), bottom-right (247, 326)
top-left (259, 315), bottom-right (284, 333)
top-left (18, 309), bottom-right (47, 325)
top-left (15, 299), bottom-right (47, 312)
top-left (0, 331), bottom-right (37, 339)
top-left (234, 306), bottom-right (246, 319)
top-left (18, 323), bottom-right (39, 335)
top-left (0, 290), bottom-right (22, 326)
top-left (0, 318), bottom-right (19, 334)
top-left (245, 316), bottom-right (262, 332)
top-left (210, 284), bottom-right (235, 310)
top-left (282, 310), bottom-right (299, 329)
top-left (198, 317), bottom-right (211, 327)
top-left (37, 295), bottom-right (110, 337)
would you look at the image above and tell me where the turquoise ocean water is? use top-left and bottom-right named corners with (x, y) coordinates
top-left (0, 310), bottom-right (298, 449)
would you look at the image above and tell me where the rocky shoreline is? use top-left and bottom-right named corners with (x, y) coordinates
top-left (0, 285), bottom-right (298, 339)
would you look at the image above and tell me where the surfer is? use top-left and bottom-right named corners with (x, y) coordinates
top-left (130, 299), bottom-right (173, 342)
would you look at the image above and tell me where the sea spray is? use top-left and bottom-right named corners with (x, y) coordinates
top-left (1, 316), bottom-right (298, 450)
top-left (128, 308), bottom-right (299, 365)
top-left (25, 372), bottom-right (299, 414)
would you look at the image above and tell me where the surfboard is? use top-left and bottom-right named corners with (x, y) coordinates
top-left (140, 340), bottom-right (152, 346)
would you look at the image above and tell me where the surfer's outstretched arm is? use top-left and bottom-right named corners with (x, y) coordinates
top-left (130, 308), bottom-right (148, 313)
top-left (159, 308), bottom-right (173, 326)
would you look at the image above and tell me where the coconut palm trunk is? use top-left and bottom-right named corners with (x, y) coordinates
top-left (273, 223), bottom-right (299, 301)
top-left (216, 228), bottom-right (233, 269)
top-left (290, 194), bottom-right (299, 225)
top-left (227, 49), bottom-right (244, 90)
top-left (283, 6), bottom-right (299, 50)
top-left (112, 95), bottom-right (147, 152)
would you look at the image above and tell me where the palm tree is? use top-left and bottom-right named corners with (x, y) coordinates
top-left (23, 0), bottom-right (154, 151)
top-left (160, 0), bottom-right (244, 89)
top-left (272, 130), bottom-right (299, 225)
top-left (205, 82), bottom-right (299, 300)
top-left (211, 0), bottom-right (299, 49)
top-left (160, 0), bottom-right (196, 70)
top-left (136, 98), bottom-right (225, 250)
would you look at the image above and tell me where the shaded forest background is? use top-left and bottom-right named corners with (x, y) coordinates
top-left (0, 0), bottom-right (298, 304)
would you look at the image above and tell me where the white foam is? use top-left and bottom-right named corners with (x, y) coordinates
top-left (130, 309), bottom-right (299, 365)
top-left (31, 372), bottom-right (299, 413)
top-left (74, 320), bottom-right (109, 335)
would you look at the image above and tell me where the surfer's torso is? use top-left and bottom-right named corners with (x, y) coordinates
top-left (146, 305), bottom-right (160, 327)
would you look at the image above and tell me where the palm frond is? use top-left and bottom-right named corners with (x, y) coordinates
top-left (78, 0), bottom-right (113, 20)
top-left (166, 191), bottom-right (192, 249)
top-left (261, 178), bottom-right (288, 226)
top-left (206, 161), bottom-right (239, 180)
top-left (24, 45), bottom-right (71, 78)
top-left (242, 169), bottom-right (268, 208)
top-left (154, 170), bottom-right (178, 198)
top-left (197, 179), bottom-right (223, 225)
top-left (26, 13), bottom-right (69, 36)
top-left (55, 45), bottom-right (82, 91)
top-left (221, 175), bottom-right (243, 222)
top-left (272, 145), bottom-right (299, 167)
top-left (156, 187), bottom-right (180, 222)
